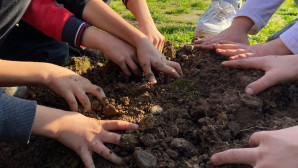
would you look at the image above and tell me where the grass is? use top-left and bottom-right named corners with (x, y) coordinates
top-left (111, 0), bottom-right (298, 48)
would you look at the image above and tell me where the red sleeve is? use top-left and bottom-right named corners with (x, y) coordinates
top-left (22, 0), bottom-right (74, 41)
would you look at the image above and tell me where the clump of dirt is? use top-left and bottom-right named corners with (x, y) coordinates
top-left (1, 41), bottom-right (298, 168)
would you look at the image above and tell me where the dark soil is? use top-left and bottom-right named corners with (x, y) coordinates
top-left (1, 41), bottom-right (298, 168)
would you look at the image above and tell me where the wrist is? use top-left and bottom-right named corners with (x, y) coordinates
top-left (231, 16), bottom-right (254, 34)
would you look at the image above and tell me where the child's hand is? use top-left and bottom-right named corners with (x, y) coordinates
top-left (221, 54), bottom-right (298, 95)
top-left (139, 25), bottom-right (165, 52)
top-left (56, 114), bottom-right (138, 167)
top-left (33, 106), bottom-right (139, 168)
top-left (44, 64), bottom-right (105, 112)
top-left (194, 26), bottom-right (250, 50)
top-left (136, 38), bottom-right (182, 84)
top-left (211, 126), bottom-right (298, 168)
top-left (214, 38), bottom-right (293, 59)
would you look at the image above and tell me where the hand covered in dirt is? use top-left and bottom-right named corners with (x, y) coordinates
top-left (194, 26), bottom-right (250, 50)
top-left (211, 126), bottom-right (298, 168)
top-left (221, 54), bottom-right (298, 95)
top-left (56, 114), bottom-right (138, 167)
top-left (136, 38), bottom-right (182, 84)
top-left (44, 64), bottom-right (105, 112)
top-left (138, 25), bottom-right (165, 52)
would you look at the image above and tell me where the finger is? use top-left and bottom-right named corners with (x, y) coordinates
top-left (119, 62), bottom-right (132, 76)
top-left (64, 92), bottom-right (78, 111)
top-left (101, 120), bottom-right (139, 131)
top-left (249, 132), bottom-right (263, 147)
top-left (211, 148), bottom-right (257, 166)
top-left (154, 62), bottom-right (181, 79)
top-left (101, 130), bottom-right (121, 145)
top-left (195, 44), bottom-right (215, 50)
top-left (74, 89), bottom-right (92, 112)
top-left (158, 39), bottom-right (165, 52)
top-left (141, 62), bottom-right (157, 84)
top-left (214, 43), bottom-right (245, 50)
top-left (93, 143), bottom-right (123, 165)
top-left (216, 48), bottom-right (247, 57)
top-left (230, 53), bottom-right (255, 60)
top-left (166, 61), bottom-right (183, 76)
top-left (86, 85), bottom-right (106, 102)
top-left (126, 59), bottom-right (140, 76)
top-left (78, 147), bottom-right (95, 168)
top-left (221, 57), bottom-right (265, 70)
top-left (245, 72), bottom-right (277, 95)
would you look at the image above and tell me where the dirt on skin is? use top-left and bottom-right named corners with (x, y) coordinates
top-left (1, 41), bottom-right (298, 168)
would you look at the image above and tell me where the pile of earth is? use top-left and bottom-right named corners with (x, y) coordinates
top-left (1, 41), bottom-right (298, 168)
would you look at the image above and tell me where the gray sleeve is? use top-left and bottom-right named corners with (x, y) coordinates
top-left (0, 89), bottom-right (37, 144)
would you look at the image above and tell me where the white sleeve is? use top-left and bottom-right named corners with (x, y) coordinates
top-left (235, 0), bottom-right (285, 34)
top-left (280, 22), bottom-right (298, 54)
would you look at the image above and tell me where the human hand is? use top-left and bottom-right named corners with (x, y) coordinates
top-left (211, 126), bottom-right (298, 168)
top-left (56, 113), bottom-right (138, 167)
top-left (221, 55), bottom-right (298, 95)
top-left (215, 38), bottom-right (293, 60)
top-left (103, 37), bottom-right (140, 76)
top-left (194, 16), bottom-right (254, 50)
top-left (44, 64), bottom-right (105, 112)
top-left (138, 25), bottom-right (165, 52)
top-left (33, 106), bottom-right (139, 168)
top-left (194, 26), bottom-right (250, 50)
top-left (136, 38), bottom-right (182, 83)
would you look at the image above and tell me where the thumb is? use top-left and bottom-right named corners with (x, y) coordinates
top-left (245, 72), bottom-right (277, 95)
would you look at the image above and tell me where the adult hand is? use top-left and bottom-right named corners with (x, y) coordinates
top-left (33, 106), bottom-right (139, 168)
top-left (139, 25), bottom-right (165, 52)
top-left (136, 38), bottom-right (182, 84)
top-left (44, 64), bottom-right (105, 112)
top-left (221, 55), bottom-right (298, 95)
top-left (211, 126), bottom-right (298, 168)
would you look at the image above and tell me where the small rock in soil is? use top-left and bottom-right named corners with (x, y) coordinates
top-left (150, 105), bottom-right (163, 114)
top-left (140, 134), bottom-right (156, 147)
top-left (120, 134), bottom-right (139, 150)
top-left (184, 44), bottom-right (194, 53)
top-left (134, 149), bottom-right (157, 168)
top-left (241, 94), bottom-right (263, 109)
top-left (166, 149), bottom-right (178, 159)
top-left (170, 138), bottom-right (198, 157)
top-left (228, 121), bottom-right (241, 137)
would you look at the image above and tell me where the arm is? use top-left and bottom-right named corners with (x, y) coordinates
top-left (194, 0), bottom-right (285, 49)
top-left (126, 0), bottom-right (165, 51)
top-left (32, 105), bottom-right (138, 167)
top-left (82, 0), bottom-right (182, 83)
top-left (0, 59), bottom-right (105, 112)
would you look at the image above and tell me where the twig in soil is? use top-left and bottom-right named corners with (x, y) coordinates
top-left (240, 126), bottom-right (268, 132)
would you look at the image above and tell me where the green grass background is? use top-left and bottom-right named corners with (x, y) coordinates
top-left (111, 0), bottom-right (298, 48)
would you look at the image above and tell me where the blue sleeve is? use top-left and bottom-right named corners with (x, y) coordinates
top-left (0, 89), bottom-right (37, 144)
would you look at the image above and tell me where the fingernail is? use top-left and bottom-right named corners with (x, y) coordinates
top-left (133, 124), bottom-right (139, 129)
top-left (149, 77), bottom-right (157, 84)
top-left (246, 87), bottom-right (254, 95)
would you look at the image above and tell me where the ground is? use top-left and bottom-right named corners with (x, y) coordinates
top-left (1, 42), bottom-right (298, 168)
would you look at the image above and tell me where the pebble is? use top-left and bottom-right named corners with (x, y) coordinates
top-left (184, 45), bottom-right (194, 53)
top-left (134, 149), bottom-right (157, 168)
top-left (150, 105), bottom-right (163, 114)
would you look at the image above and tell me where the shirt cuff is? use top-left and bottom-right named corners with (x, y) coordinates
top-left (62, 17), bottom-right (91, 47)
top-left (0, 89), bottom-right (37, 144)
top-left (280, 22), bottom-right (298, 54)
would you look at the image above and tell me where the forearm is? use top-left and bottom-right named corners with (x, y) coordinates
top-left (126, 0), bottom-right (155, 28)
top-left (32, 105), bottom-right (77, 139)
top-left (258, 38), bottom-right (292, 56)
top-left (0, 60), bottom-right (53, 86)
top-left (235, 0), bottom-right (285, 34)
top-left (82, 0), bottom-right (147, 47)
top-left (230, 16), bottom-right (255, 34)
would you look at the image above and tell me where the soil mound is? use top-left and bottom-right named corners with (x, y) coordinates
top-left (1, 41), bottom-right (298, 168)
